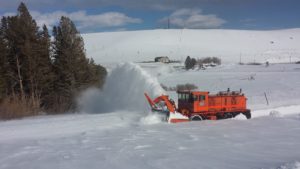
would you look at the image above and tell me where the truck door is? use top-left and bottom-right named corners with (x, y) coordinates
top-left (194, 94), bottom-right (208, 112)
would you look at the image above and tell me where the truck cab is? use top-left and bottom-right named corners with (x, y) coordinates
top-left (177, 91), bottom-right (209, 115)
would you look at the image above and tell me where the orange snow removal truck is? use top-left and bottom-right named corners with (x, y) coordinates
top-left (145, 89), bottom-right (251, 123)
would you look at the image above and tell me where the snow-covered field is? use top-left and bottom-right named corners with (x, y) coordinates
top-left (82, 29), bottom-right (300, 64)
top-left (1, 29), bottom-right (300, 169)
top-left (1, 110), bottom-right (300, 169)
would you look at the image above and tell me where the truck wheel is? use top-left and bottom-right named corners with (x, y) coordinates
top-left (243, 111), bottom-right (251, 119)
top-left (217, 113), bottom-right (225, 120)
top-left (191, 115), bottom-right (203, 121)
top-left (224, 113), bottom-right (233, 119)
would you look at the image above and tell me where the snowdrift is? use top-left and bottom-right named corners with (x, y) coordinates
top-left (78, 62), bottom-right (164, 114)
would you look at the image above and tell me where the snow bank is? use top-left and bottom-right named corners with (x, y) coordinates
top-left (251, 105), bottom-right (300, 118)
top-left (274, 161), bottom-right (300, 169)
top-left (78, 62), bottom-right (165, 114)
top-left (269, 110), bottom-right (283, 118)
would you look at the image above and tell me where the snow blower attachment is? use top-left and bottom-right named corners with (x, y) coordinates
top-left (144, 89), bottom-right (251, 123)
top-left (144, 93), bottom-right (189, 123)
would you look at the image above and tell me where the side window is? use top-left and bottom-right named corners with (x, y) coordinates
top-left (179, 93), bottom-right (186, 100)
top-left (178, 93), bottom-right (182, 100)
top-left (193, 95), bottom-right (198, 101)
top-left (185, 94), bottom-right (189, 101)
top-left (179, 93), bottom-right (187, 101)
top-left (200, 95), bottom-right (206, 101)
top-left (199, 95), bottom-right (205, 106)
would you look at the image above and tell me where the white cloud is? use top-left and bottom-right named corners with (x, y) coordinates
top-left (30, 11), bottom-right (64, 28)
top-left (160, 8), bottom-right (226, 29)
top-left (68, 11), bottom-right (142, 29)
top-left (2, 10), bottom-right (142, 31)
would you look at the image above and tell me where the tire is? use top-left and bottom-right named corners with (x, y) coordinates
top-left (243, 111), bottom-right (251, 119)
top-left (224, 113), bottom-right (233, 119)
top-left (216, 113), bottom-right (224, 120)
top-left (191, 115), bottom-right (203, 121)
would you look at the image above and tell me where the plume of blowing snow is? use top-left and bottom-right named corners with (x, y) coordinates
top-left (78, 63), bottom-right (165, 114)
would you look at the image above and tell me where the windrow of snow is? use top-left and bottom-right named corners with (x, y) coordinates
top-left (78, 62), bottom-right (165, 114)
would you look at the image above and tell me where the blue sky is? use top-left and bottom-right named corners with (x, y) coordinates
top-left (0, 0), bottom-right (299, 33)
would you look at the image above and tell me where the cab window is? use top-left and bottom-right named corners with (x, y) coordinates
top-left (200, 95), bottom-right (206, 101)
top-left (178, 93), bottom-right (183, 100)
top-left (185, 94), bottom-right (189, 101)
top-left (178, 93), bottom-right (188, 101)
top-left (193, 95), bottom-right (198, 101)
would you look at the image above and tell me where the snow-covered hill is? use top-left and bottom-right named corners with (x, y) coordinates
top-left (83, 29), bottom-right (300, 64)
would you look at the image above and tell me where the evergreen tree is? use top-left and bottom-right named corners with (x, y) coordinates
top-left (185, 56), bottom-right (192, 70)
top-left (17, 2), bottom-right (40, 102)
top-left (0, 17), bottom-right (9, 98)
top-left (184, 56), bottom-right (196, 70)
top-left (86, 58), bottom-right (107, 87)
top-left (3, 2), bottom-right (41, 101)
top-left (51, 16), bottom-right (106, 112)
top-left (4, 15), bottom-right (24, 98)
top-left (1, 2), bottom-right (107, 117)
top-left (1, 2), bottom-right (51, 113)
top-left (35, 24), bottom-right (54, 108)
top-left (51, 24), bottom-right (74, 111)
top-left (191, 58), bottom-right (196, 68)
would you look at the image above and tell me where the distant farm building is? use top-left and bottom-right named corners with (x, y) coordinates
top-left (154, 56), bottom-right (170, 63)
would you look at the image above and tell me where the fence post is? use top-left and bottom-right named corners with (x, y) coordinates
top-left (264, 92), bottom-right (269, 105)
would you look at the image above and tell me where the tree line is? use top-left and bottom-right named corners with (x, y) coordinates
top-left (184, 56), bottom-right (221, 70)
top-left (0, 3), bottom-right (107, 119)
